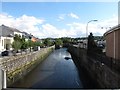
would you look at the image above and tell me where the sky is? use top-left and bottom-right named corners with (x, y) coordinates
top-left (0, 2), bottom-right (119, 38)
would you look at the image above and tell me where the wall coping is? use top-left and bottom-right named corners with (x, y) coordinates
top-left (104, 24), bottom-right (120, 36)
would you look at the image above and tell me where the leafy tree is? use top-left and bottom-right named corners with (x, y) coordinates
top-left (28, 40), bottom-right (34, 52)
top-left (12, 41), bottom-right (21, 55)
top-left (20, 37), bottom-right (28, 50)
top-left (55, 38), bottom-right (63, 46)
top-left (54, 38), bottom-right (63, 49)
top-left (61, 37), bottom-right (71, 43)
top-left (44, 38), bottom-right (52, 46)
top-left (14, 34), bottom-right (21, 41)
top-left (39, 42), bottom-right (45, 48)
top-left (12, 34), bottom-right (22, 55)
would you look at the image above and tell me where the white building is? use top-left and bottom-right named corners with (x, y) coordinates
top-left (0, 25), bottom-right (22, 52)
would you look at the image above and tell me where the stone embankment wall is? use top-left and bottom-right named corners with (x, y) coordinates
top-left (68, 45), bottom-right (120, 88)
top-left (0, 46), bottom-right (55, 87)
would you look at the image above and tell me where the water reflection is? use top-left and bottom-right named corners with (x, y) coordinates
top-left (10, 48), bottom-right (83, 89)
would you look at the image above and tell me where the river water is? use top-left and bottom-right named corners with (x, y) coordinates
top-left (10, 48), bottom-right (83, 89)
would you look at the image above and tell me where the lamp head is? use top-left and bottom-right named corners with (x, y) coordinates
top-left (93, 20), bottom-right (98, 21)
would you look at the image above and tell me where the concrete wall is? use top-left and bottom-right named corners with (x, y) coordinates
top-left (105, 25), bottom-right (120, 60)
top-left (68, 45), bottom-right (120, 88)
top-left (106, 32), bottom-right (114, 58)
top-left (0, 46), bottom-right (55, 87)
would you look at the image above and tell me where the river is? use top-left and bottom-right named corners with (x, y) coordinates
top-left (10, 48), bottom-right (83, 89)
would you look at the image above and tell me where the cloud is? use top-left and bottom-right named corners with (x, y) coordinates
top-left (68, 13), bottom-right (79, 19)
top-left (67, 15), bottom-right (118, 37)
top-left (0, 13), bottom-right (118, 38)
top-left (57, 14), bottom-right (66, 21)
top-left (40, 23), bottom-right (77, 38)
top-left (0, 13), bottom-right (44, 37)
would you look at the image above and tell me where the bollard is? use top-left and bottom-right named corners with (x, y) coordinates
top-left (0, 69), bottom-right (2, 90)
top-left (3, 70), bottom-right (7, 89)
top-left (0, 69), bottom-right (7, 89)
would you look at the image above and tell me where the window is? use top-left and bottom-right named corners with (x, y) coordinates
top-left (2, 40), bottom-right (3, 46)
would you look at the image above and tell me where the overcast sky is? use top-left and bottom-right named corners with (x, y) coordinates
top-left (0, 2), bottom-right (118, 38)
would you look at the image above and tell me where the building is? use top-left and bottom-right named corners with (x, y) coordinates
top-left (22, 32), bottom-right (32, 41)
top-left (0, 25), bottom-right (22, 52)
top-left (104, 24), bottom-right (120, 60)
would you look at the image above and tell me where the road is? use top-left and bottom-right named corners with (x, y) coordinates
top-left (10, 48), bottom-right (83, 89)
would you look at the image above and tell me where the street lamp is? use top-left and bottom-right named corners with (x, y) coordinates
top-left (85, 20), bottom-right (98, 49)
top-left (86, 20), bottom-right (98, 38)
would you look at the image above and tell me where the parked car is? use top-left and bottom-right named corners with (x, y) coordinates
top-left (1, 50), bottom-right (9, 56)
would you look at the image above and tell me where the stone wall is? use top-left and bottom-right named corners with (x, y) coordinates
top-left (0, 46), bottom-right (55, 87)
top-left (68, 45), bottom-right (120, 88)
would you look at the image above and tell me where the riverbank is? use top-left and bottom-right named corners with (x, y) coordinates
top-left (68, 46), bottom-right (100, 88)
top-left (0, 46), bottom-right (55, 87)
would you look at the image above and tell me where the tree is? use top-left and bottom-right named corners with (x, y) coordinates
top-left (55, 38), bottom-right (63, 46)
top-left (55, 38), bottom-right (63, 49)
top-left (12, 41), bottom-right (21, 55)
top-left (61, 37), bottom-right (71, 47)
top-left (61, 37), bottom-right (71, 44)
top-left (12, 34), bottom-right (22, 55)
top-left (44, 38), bottom-right (52, 47)
top-left (21, 37), bottom-right (28, 50)
top-left (28, 40), bottom-right (34, 52)
top-left (14, 34), bottom-right (21, 41)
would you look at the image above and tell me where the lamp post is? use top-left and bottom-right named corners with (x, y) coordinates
top-left (86, 20), bottom-right (98, 38)
top-left (85, 20), bottom-right (98, 49)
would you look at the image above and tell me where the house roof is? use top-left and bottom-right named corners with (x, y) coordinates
top-left (104, 24), bottom-right (120, 36)
top-left (0, 24), bottom-right (22, 33)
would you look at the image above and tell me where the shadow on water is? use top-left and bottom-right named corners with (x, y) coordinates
top-left (64, 57), bottom-right (71, 60)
